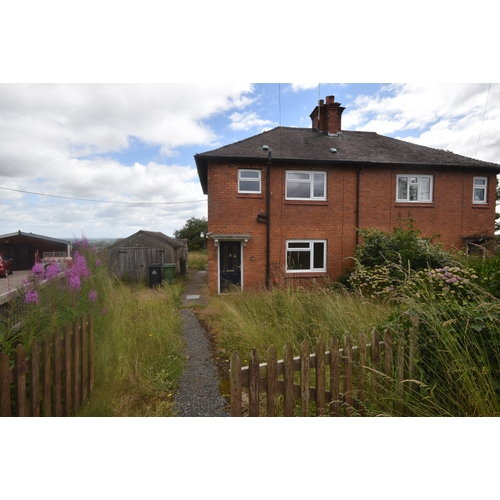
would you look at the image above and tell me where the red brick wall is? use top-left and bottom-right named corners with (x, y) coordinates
top-left (207, 160), bottom-right (498, 292)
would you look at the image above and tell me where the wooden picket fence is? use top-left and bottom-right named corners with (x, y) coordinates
top-left (230, 327), bottom-right (419, 417)
top-left (0, 315), bottom-right (94, 417)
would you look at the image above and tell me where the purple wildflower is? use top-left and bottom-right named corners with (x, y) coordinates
top-left (88, 290), bottom-right (97, 302)
top-left (25, 289), bottom-right (39, 305)
top-left (69, 271), bottom-right (81, 292)
top-left (45, 263), bottom-right (60, 281)
top-left (73, 251), bottom-right (89, 279)
top-left (101, 308), bottom-right (108, 315)
top-left (31, 262), bottom-right (44, 276)
top-left (95, 259), bottom-right (101, 266)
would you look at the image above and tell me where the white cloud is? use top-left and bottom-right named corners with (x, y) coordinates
top-left (342, 83), bottom-right (500, 162)
top-left (0, 83), bottom-right (255, 238)
top-left (228, 111), bottom-right (275, 131)
top-left (289, 83), bottom-right (319, 92)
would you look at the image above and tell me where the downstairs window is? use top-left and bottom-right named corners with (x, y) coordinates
top-left (286, 240), bottom-right (326, 273)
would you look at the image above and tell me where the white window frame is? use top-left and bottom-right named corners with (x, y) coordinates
top-left (238, 169), bottom-right (261, 194)
top-left (396, 174), bottom-right (434, 203)
top-left (286, 170), bottom-right (327, 200)
top-left (473, 176), bottom-right (488, 204)
top-left (286, 240), bottom-right (327, 273)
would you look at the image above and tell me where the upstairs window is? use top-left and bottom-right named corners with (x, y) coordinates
top-left (286, 171), bottom-right (326, 200)
top-left (397, 175), bottom-right (433, 202)
top-left (286, 240), bottom-right (326, 273)
top-left (473, 177), bottom-right (487, 204)
top-left (238, 169), bottom-right (261, 193)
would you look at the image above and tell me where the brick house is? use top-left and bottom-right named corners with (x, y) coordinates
top-left (195, 96), bottom-right (500, 293)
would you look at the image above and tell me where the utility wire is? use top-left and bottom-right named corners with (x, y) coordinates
top-left (475, 83), bottom-right (492, 159)
top-left (0, 185), bottom-right (206, 205)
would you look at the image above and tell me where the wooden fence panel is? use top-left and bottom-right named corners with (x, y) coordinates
top-left (0, 314), bottom-right (94, 418)
top-left (229, 325), bottom-right (422, 417)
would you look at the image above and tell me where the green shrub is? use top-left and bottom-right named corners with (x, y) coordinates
top-left (354, 215), bottom-right (451, 272)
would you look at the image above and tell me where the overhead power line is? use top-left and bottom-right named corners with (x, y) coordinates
top-left (0, 186), bottom-right (206, 205)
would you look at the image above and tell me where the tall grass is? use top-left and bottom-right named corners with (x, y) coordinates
top-left (77, 278), bottom-right (185, 417)
top-left (188, 249), bottom-right (208, 270)
top-left (199, 285), bottom-right (390, 361)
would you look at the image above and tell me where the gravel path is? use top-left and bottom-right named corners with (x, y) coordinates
top-left (174, 308), bottom-right (229, 417)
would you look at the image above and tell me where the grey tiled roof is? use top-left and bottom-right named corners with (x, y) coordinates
top-left (195, 127), bottom-right (500, 193)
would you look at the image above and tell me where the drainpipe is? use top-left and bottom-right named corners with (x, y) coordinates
top-left (266, 151), bottom-right (271, 288)
top-left (257, 149), bottom-right (271, 288)
top-left (356, 166), bottom-right (362, 246)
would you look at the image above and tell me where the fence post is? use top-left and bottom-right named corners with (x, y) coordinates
top-left (42, 336), bottom-right (51, 416)
top-left (357, 331), bottom-right (367, 416)
top-left (53, 329), bottom-right (63, 417)
top-left (329, 336), bottom-right (340, 417)
top-left (64, 323), bottom-right (72, 416)
top-left (315, 340), bottom-right (325, 416)
top-left (249, 348), bottom-right (260, 417)
top-left (300, 340), bottom-right (310, 417)
top-left (30, 338), bottom-right (41, 417)
top-left (73, 318), bottom-right (81, 411)
top-left (89, 314), bottom-right (94, 394)
top-left (14, 344), bottom-right (27, 417)
top-left (0, 353), bottom-right (11, 417)
top-left (229, 351), bottom-right (242, 417)
top-left (283, 344), bottom-right (294, 417)
top-left (343, 334), bottom-right (353, 416)
top-left (267, 345), bottom-right (278, 417)
top-left (371, 328), bottom-right (380, 397)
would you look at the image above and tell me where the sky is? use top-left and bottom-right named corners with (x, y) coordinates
top-left (0, 83), bottom-right (499, 241)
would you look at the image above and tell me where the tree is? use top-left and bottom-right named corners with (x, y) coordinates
top-left (173, 216), bottom-right (208, 251)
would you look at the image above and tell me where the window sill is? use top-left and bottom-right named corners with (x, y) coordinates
top-left (395, 203), bottom-right (434, 208)
top-left (285, 200), bottom-right (329, 206)
top-left (472, 204), bottom-right (490, 209)
top-left (237, 193), bottom-right (263, 199)
top-left (285, 272), bottom-right (328, 278)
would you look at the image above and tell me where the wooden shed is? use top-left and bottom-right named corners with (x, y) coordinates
top-left (0, 231), bottom-right (71, 271)
top-left (107, 230), bottom-right (188, 282)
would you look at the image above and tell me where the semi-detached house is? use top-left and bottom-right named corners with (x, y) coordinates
top-left (195, 95), bottom-right (500, 294)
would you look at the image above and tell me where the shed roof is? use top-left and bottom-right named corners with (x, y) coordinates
top-left (0, 230), bottom-right (70, 244)
top-left (195, 127), bottom-right (500, 193)
top-left (107, 230), bottom-right (185, 250)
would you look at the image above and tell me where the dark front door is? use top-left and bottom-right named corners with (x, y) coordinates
top-left (219, 241), bottom-right (241, 292)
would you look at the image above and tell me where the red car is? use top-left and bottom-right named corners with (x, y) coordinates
top-left (0, 255), bottom-right (13, 277)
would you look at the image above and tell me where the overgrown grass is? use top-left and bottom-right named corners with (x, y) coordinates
top-left (198, 285), bottom-right (390, 361)
top-left (188, 249), bottom-right (208, 270)
top-left (77, 279), bottom-right (185, 417)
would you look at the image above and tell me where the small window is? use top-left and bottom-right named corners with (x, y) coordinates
top-left (286, 240), bottom-right (326, 273)
top-left (286, 171), bottom-right (326, 200)
top-left (397, 175), bottom-right (433, 202)
top-left (238, 169), bottom-right (261, 193)
top-left (473, 177), bottom-right (487, 204)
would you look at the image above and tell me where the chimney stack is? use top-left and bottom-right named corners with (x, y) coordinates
top-left (310, 95), bottom-right (345, 135)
